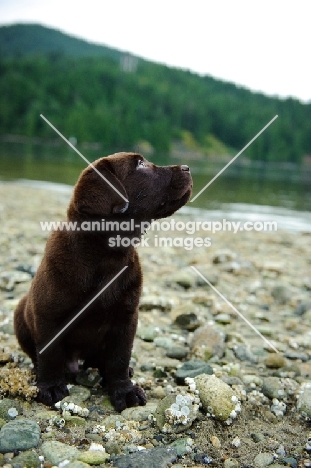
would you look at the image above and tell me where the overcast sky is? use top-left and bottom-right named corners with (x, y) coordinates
top-left (1, 0), bottom-right (310, 103)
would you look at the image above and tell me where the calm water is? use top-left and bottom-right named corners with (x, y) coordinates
top-left (0, 140), bottom-right (311, 228)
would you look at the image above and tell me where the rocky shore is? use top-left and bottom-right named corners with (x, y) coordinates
top-left (1, 182), bottom-right (311, 468)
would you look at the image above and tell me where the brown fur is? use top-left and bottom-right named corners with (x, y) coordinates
top-left (14, 152), bottom-right (192, 411)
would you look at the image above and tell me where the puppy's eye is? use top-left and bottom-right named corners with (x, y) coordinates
top-left (137, 160), bottom-right (146, 168)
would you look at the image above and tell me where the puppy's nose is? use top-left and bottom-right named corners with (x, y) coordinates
top-left (181, 165), bottom-right (190, 172)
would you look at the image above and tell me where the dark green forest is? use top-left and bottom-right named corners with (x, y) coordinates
top-left (1, 24), bottom-right (311, 162)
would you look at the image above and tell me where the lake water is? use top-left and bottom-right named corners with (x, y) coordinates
top-left (1, 140), bottom-right (310, 231)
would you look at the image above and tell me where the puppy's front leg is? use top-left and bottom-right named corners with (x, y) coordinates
top-left (102, 317), bottom-right (146, 412)
top-left (36, 342), bottom-right (69, 406)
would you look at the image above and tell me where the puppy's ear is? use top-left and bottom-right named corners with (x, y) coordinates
top-left (71, 159), bottom-right (129, 217)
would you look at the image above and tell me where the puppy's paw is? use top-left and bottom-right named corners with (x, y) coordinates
top-left (110, 382), bottom-right (147, 412)
top-left (37, 382), bottom-right (69, 406)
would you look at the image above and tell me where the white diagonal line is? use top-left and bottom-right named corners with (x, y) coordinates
top-left (39, 266), bottom-right (128, 354)
top-left (40, 114), bottom-right (129, 203)
top-left (191, 266), bottom-right (279, 353)
top-left (190, 115), bottom-right (278, 202)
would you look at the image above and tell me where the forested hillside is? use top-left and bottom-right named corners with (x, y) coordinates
top-left (1, 24), bottom-right (310, 162)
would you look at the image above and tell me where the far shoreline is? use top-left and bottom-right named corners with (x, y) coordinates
top-left (1, 179), bottom-right (310, 233)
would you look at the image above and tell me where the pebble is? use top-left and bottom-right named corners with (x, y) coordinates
top-left (0, 400), bottom-right (23, 422)
top-left (65, 462), bottom-right (90, 468)
top-left (41, 441), bottom-right (80, 465)
top-left (194, 374), bottom-right (241, 423)
top-left (253, 452), bottom-right (274, 467)
top-left (175, 360), bottom-right (213, 384)
top-left (214, 313), bottom-right (232, 324)
top-left (264, 353), bottom-right (287, 368)
top-left (210, 435), bottom-right (221, 448)
top-left (283, 457), bottom-right (298, 468)
top-left (112, 447), bottom-right (177, 468)
top-left (154, 393), bottom-right (199, 433)
top-left (233, 345), bottom-right (258, 364)
top-left (0, 353), bottom-right (11, 364)
top-left (174, 312), bottom-right (200, 330)
top-left (0, 419), bottom-right (40, 453)
top-left (191, 325), bottom-right (226, 360)
top-left (224, 459), bottom-right (239, 468)
top-left (271, 285), bottom-right (291, 304)
top-left (297, 385), bottom-right (311, 417)
top-left (121, 402), bottom-right (157, 422)
top-left (139, 295), bottom-right (172, 311)
top-left (67, 385), bottom-right (91, 403)
top-left (153, 337), bottom-right (174, 349)
top-left (78, 450), bottom-right (110, 465)
top-left (169, 437), bottom-right (193, 456)
top-left (284, 351), bottom-right (309, 361)
top-left (295, 301), bottom-right (311, 315)
top-left (166, 270), bottom-right (195, 289)
top-left (11, 450), bottom-right (40, 468)
top-left (251, 433), bottom-right (266, 443)
top-left (262, 377), bottom-right (286, 399)
top-left (137, 326), bottom-right (159, 342)
top-left (166, 345), bottom-right (188, 359)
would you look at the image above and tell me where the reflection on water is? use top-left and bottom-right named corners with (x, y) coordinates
top-left (0, 140), bottom-right (311, 213)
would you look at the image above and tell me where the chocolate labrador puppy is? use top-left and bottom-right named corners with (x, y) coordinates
top-left (14, 152), bottom-right (192, 411)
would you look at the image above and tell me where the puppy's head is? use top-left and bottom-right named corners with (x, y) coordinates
top-left (69, 152), bottom-right (192, 220)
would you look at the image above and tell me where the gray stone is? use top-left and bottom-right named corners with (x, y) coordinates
top-left (11, 450), bottom-right (40, 468)
top-left (283, 457), bottom-right (297, 468)
top-left (284, 351), bottom-right (309, 361)
top-left (295, 301), bottom-right (311, 315)
top-left (191, 325), bottom-right (226, 360)
top-left (66, 462), bottom-right (90, 468)
top-left (41, 440), bottom-right (80, 465)
top-left (68, 385), bottom-right (91, 402)
top-left (65, 416), bottom-right (87, 427)
top-left (253, 452), bottom-right (274, 467)
top-left (175, 360), bottom-right (213, 384)
top-left (297, 386), bottom-right (311, 417)
top-left (174, 313), bottom-right (200, 331)
top-left (166, 271), bottom-right (195, 289)
top-left (0, 399), bottom-right (23, 422)
top-left (112, 447), bottom-right (177, 468)
top-left (121, 402), bottom-right (157, 422)
top-left (0, 322), bottom-right (14, 334)
top-left (271, 285), bottom-right (290, 304)
top-left (137, 326), bottom-right (159, 342)
top-left (251, 433), bottom-right (266, 443)
top-left (0, 419), bottom-right (40, 453)
top-left (215, 313), bottom-right (232, 324)
top-left (233, 345), bottom-right (258, 364)
top-left (153, 337), bottom-right (175, 349)
top-left (166, 346), bottom-right (188, 360)
top-left (169, 437), bottom-right (193, 456)
top-left (139, 295), bottom-right (172, 312)
top-left (262, 377), bottom-right (286, 400)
